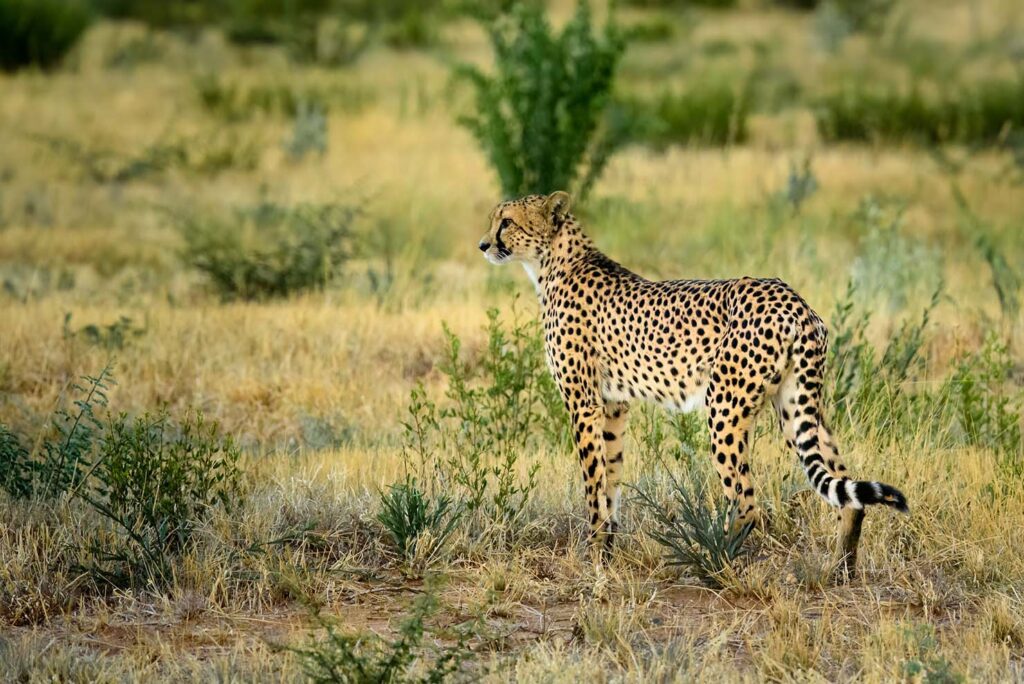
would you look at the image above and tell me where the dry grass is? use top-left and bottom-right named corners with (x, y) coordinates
top-left (1, 0), bottom-right (1023, 680)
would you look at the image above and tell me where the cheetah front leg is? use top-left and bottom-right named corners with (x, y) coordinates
top-left (602, 402), bottom-right (629, 557)
top-left (569, 403), bottom-right (612, 562)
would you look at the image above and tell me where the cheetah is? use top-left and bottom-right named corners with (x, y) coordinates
top-left (478, 191), bottom-right (908, 575)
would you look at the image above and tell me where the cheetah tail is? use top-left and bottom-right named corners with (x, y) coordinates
top-left (802, 455), bottom-right (909, 514)
top-left (845, 480), bottom-right (910, 514)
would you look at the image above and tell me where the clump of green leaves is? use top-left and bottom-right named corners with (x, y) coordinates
top-left (403, 303), bottom-right (566, 538)
top-left (632, 468), bottom-right (751, 588)
top-left (0, 425), bottom-right (32, 500)
top-left (899, 623), bottom-right (964, 684)
top-left (195, 75), bottom-right (374, 122)
top-left (378, 478), bottom-right (462, 571)
top-left (292, 589), bottom-right (472, 683)
top-left (35, 131), bottom-right (258, 183)
top-left (284, 100), bottom-right (329, 161)
top-left (849, 196), bottom-right (942, 311)
top-left (0, 366), bottom-right (112, 501)
top-left (456, 1), bottom-right (625, 199)
top-left (180, 201), bottom-right (357, 300)
top-left (945, 335), bottom-right (1022, 482)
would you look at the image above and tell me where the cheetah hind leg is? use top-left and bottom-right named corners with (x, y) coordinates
top-left (838, 506), bottom-right (865, 581)
top-left (774, 371), bottom-right (908, 583)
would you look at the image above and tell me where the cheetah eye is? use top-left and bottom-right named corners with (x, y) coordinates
top-left (499, 218), bottom-right (513, 230)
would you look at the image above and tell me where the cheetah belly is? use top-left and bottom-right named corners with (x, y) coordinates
top-left (665, 385), bottom-right (708, 413)
top-left (600, 377), bottom-right (708, 414)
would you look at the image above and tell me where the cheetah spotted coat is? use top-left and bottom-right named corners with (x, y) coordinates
top-left (479, 192), bottom-right (907, 569)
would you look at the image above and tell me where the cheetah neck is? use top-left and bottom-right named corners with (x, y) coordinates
top-left (529, 220), bottom-right (595, 305)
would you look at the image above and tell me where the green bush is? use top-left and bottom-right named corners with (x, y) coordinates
top-left (0, 369), bottom-right (243, 589)
top-left (88, 0), bottom-right (219, 28)
top-left (456, 1), bottom-right (625, 199)
top-left (79, 409), bottom-right (242, 587)
top-left (35, 131), bottom-right (258, 183)
top-left (403, 303), bottom-right (565, 536)
top-left (617, 85), bottom-right (749, 148)
top-left (0, 0), bottom-right (92, 71)
top-left (62, 313), bottom-right (147, 351)
top-left (180, 201), bottom-right (357, 300)
top-left (826, 280), bottom-right (939, 435)
top-left (94, 0), bottom-right (433, 57)
top-left (816, 79), bottom-right (1024, 146)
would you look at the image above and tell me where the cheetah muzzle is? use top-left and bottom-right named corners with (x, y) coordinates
top-left (479, 190), bottom-right (908, 577)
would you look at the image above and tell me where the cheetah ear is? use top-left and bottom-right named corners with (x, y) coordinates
top-left (544, 191), bottom-right (572, 227)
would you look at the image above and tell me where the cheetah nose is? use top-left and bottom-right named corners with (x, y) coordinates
top-left (478, 241), bottom-right (491, 252)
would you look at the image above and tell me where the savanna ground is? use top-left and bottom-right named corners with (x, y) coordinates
top-left (2, 0), bottom-right (1024, 680)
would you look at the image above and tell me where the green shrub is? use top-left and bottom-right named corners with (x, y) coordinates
top-left (826, 280), bottom-right (939, 435)
top-left (623, 16), bottom-right (676, 43)
top-left (773, 157), bottom-right (819, 215)
top-left (180, 201), bottom-right (357, 300)
top-left (618, 85), bottom-right (749, 148)
top-left (944, 335), bottom-right (1023, 479)
top-left (88, 0), bottom-right (219, 28)
top-left (815, 79), bottom-right (1024, 146)
top-left (78, 409), bottom-right (242, 587)
top-left (0, 0), bottom-right (92, 71)
top-left (456, 1), bottom-right (625, 199)
top-left (403, 303), bottom-right (565, 536)
top-left (849, 196), bottom-right (941, 310)
top-left (377, 478), bottom-right (462, 568)
top-left (632, 468), bottom-right (751, 588)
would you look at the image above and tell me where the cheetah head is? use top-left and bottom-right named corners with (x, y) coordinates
top-left (478, 191), bottom-right (572, 267)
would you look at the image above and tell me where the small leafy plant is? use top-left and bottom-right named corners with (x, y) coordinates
top-left (78, 409), bottom-right (242, 587)
top-left (62, 313), bottom-right (147, 351)
top-left (377, 478), bottom-right (462, 569)
top-left (632, 468), bottom-right (751, 588)
top-left (456, 1), bottom-right (625, 199)
top-left (402, 303), bottom-right (566, 538)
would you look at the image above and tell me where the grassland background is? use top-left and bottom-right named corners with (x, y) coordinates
top-left (1, 0), bottom-right (1024, 680)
